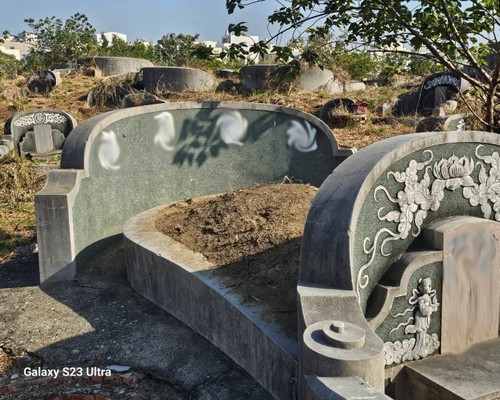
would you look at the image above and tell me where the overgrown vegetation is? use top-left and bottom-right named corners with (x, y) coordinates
top-left (225, 0), bottom-right (500, 131)
top-left (23, 13), bottom-right (98, 69)
top-left (0, 53), bottom-right (20, 79)
top-left (0, 153), bottom-right (45, 263)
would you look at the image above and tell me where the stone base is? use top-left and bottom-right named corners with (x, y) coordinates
top-left (124, 205), bottom-right (298, 400)
top-left (395, 338), bottom-right (500, 400)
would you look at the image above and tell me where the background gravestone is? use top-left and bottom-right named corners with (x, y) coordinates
top-left (27, 70), bottom-right (62, 94)
top-left (3, 109), bottom-right (77, 157)
top-left (417, 72), bottom-right (469, 115)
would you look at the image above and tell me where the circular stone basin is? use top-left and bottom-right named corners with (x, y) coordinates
top-left (142, 66), bottom-right (216, 92)
top-left (240, 65), bottom-right (363, 94)
top-left (92, 56), bottom-right (153, 76)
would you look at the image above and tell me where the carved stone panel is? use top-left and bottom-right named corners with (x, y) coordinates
top-left (3, 109), bottom-right (77, 157)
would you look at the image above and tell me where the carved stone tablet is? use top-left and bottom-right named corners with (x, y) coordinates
top-left (425, 216), bottom-right (500, 354)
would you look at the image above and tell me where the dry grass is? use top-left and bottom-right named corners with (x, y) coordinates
top-left (0, 154), bottom-right (46, 263)
top-left (0, 71), bottom-right (107, 124)
top-left (0, 349), bottom-right (14, 374)
top-left (0, 71), bottom-right (421, 263)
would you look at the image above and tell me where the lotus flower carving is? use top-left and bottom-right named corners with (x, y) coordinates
top-left (433, 155), bottom-right (475, 190)
top-left (357, 146), bottom-right (500, 299)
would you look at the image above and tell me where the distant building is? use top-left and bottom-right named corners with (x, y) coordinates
top-left (198, 40), bottom-right (223, 56)
top-left (221, 32), bottom-right (260, 63)
top-left (0, 40), bottom-right (34, 60)
top-left (95, 32), bottom-right (127, 46)
top-left (16, 32), bottom-right (38, 43)
top-left (194, 32), bottom-right (261, 63)
top-left (135, 40), bottom-right (152, 48)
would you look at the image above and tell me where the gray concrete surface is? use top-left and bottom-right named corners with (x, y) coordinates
top-left (143, 67), bottom-right (216, 92)
top-left (0, 243), bottom-right (272, 400)
top-left (398, 338), bottom-right (500, 400)
top-left (304, 376), bottom-right (391, 400)
top-left (297, 285), bottom-right (385, 397)
top-left (92, 56), bottom-right (153, 76)
top-left (124, 204), bottom-right (297, 400)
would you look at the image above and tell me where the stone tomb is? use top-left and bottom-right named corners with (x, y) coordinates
top-left (35, 101), bottom-right (353, 284)
top-left (142, 67), bottom-right (217, 92)
top-left (240, 65), bottom-right (364, 94)
top-left (417, 71), bottom-right (469, 114)
top-left (299, 131), bottom-right (500, 399)
top-left (124, 130), bottom-right (500, 400)
top-left (3, 109), bottom-right (77, 157)
top-left (391, 72), bottom-right (469, 117)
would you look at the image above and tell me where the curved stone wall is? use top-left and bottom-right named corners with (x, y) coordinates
top-left (92, 56), bottom-right (154, 76)
top-left (142, 67), bottom-right (216, 92)
top-left (241, 64), bottom-right (365, 94)
top-left (35, 101), bottom-right (354, 283)
top-left (300, 131), bottom-right (500, 309)
top-left (125, 204), bottom-right (298, 400)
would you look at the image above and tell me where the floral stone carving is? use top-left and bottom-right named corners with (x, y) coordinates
top-left (356, 145), bottom-right (500, 298)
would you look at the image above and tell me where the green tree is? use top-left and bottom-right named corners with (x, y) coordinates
top-left (407, 57), bottom-right (442, 77)
top-left (226, 0), bottom-right (500, 131)
top-left (0, 52), bottom-right (20, 79)
top-left (156, 33), bottom-right (200, 66)
top-left (23, 13), bottom-right (98, 68)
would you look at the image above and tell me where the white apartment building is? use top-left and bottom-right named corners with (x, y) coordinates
top-left (95, 32), bottom-right (127, 46)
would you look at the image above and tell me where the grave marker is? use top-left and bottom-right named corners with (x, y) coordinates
top-left (3, 109), bottom-right (77, 157)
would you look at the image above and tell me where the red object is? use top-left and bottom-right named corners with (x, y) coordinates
top-left (349, 101), bottom-right (368, 114)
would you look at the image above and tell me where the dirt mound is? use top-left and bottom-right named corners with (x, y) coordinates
top-left (156, 183), bottom-right (318, 338)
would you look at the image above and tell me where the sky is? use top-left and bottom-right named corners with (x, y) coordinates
top-left (0, 0), bottom-right (282, 43)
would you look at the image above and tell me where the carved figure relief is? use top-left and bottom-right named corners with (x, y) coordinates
top-left (383, 277), bottom-right (440, 365)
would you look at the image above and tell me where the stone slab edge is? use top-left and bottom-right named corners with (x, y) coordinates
top-left (60, 101), bottom-right (354, 172)
top-left (124, 205), bottom-right (298, 400)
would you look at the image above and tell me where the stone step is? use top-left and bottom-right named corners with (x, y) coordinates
top-left (396, 338), bottom-right (500, 400)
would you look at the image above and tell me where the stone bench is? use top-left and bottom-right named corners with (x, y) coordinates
top-left (35, 101), bottom-right (354, 283)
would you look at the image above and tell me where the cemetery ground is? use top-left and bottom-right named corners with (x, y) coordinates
top-left (0, 71), bottom-right (420, 267)
top-left (0, 70), bottom-right (450, 398)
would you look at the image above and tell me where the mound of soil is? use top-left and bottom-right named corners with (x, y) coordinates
top-left (155, 183), bottom-right (318, 338)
